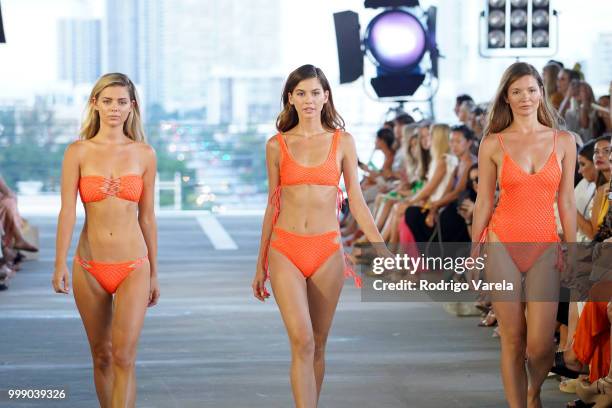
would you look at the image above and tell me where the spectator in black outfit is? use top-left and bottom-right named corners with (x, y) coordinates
top-left (405, 125), bottom-right (477, 243)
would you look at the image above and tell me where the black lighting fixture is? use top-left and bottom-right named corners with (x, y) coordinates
top-left (0, 1), bottom-right (5, 43)
top-left (333, 0), bottom-right (439, 99)
top-left (480, 0), bottom-right (557, 57)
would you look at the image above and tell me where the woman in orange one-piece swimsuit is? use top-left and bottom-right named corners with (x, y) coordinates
top-left (472, 62), bottom-right (576, 408)
top-left (252, 65), bottom-right (391, 408)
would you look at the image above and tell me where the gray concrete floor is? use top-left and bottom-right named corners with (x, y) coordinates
top-left (0, 216), bottom-right (570, 407)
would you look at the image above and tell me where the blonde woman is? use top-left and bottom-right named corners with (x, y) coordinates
top-left (52, 73), bottom-right (158, 408)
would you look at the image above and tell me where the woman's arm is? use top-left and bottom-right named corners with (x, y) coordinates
top-left (53, 142), bottom-right (81, 293)
top-left (380, 150), bottom-right (395, 179)
top-left (432, 163), bottom-right (471, 210)
top-left (577, 212), bottom-right (595, 240)
top-left (471, 136), bottom-right (498, 243)
top-left (252, 136), bottom-right (280, 301)
top-left (138, 145), bottom-right (158, 277)
top-left (0, 175), bottom-right (13, 197)
top-left (341, 132), bottom-right (385, 244)
top-left (409, 159), bottom-right (447, 204)
top-left (590, 185), bottom-right (605, 233)
top-left (557, 131), bottom-right (577, 243)
top-left (138, 145), bottom-right (160, 306)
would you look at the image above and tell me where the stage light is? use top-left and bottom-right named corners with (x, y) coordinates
top-left (365, 10), bottom-right (426, 72)
top-left (488, 30), bottom-right (505, 48)
top-left (532, 30), bottom-right (549, 47)
top-left (510, 9), bottom-right (527, 28)
top-left (532, 10), bottom-right (549, 27)
top-left (334, 2), bottom-right (438, 99)
top-left (480, 0), bottom-right (557, 56)
top-left (510, 30), bottom-right (527, 47)
top-left (488, 10), bottom-right (505, 28)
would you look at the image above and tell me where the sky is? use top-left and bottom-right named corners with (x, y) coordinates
top-left (1, 0), bottom-right (612, 122)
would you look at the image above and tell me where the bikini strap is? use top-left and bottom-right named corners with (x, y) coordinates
top-left (496, 133), bottom-right (507, 153)
top-left (553, 128), bottom-right (557, 151)
top-left (276, 133), bottom-right (288, 158)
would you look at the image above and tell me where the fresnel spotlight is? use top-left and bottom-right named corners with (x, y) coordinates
top-left (334, 0), bottom-right (439, 99)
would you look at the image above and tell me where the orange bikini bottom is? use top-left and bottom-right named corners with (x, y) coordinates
top-left (75, 255), bottom-right (148, 294)
top-left (269, 227), bottom-right (361, 287)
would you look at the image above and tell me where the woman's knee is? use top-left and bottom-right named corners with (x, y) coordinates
top-left (290, 331), bottom-right (315, 360)
top-left (92, 341), bottom-right (113, 370)
top-left (526, 338), bottom-right (554, 361)
top-left (111, 344), bottom-right (136, 370)
top-left (499, 327), bottom-right (526, 355)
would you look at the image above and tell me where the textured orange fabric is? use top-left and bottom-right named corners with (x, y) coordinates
top-left (573, 302), bottom-right (611, 383)
top-left (271, 227), bottom-right (340, 277)
top-left (75, 255), bottom-right (148, 294)
top-left (263, 129), bottom-right (360, 287)
top-left (479, 131), bottom-right (561, 272)
top-left (277, 129), bottom-right (341, 187)
top-left (79, 174), bottom-right (143, 203)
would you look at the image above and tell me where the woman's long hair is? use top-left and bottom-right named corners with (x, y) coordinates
top-left (80, 73), bottom-right (145, 142)
top-left (484, 62), bottom-right (560, 136)
top-left (276, 64), bottom-right (345, 133)
top-left (430, 124), bottom-right (451, 163)
top-left (542, 63), bottom-right (561, 100)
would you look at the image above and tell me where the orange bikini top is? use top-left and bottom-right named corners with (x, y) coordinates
top-left (79, 174), bottom-right (143, 203)
top-left (276, 129), bottom-right (341, 187)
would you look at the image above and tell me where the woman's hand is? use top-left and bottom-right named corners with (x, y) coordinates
top-left (458, 199), bottom-right (475, 222)
top-left (252, 268), bottom-right (270, 302)
top-left (425, 206), bottom-right (438, 228)
top-left (148, 275), bottom-right (160, 307)
top-left (52, 264), bottom-right (71, 294)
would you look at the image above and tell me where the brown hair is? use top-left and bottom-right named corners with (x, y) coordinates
top-left (275, 64), bottom-right (345, 133)
top-left (542, 63), bottom-right (561, 98)
top-left (80, 73), bottom-right (145, 142)
top-left (484, 62), bottom-right (560, 136)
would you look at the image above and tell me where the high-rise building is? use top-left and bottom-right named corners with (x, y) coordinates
top-left (57, 18), bottom-right (102, 85)
top-left (102, 0), bottom-right (283, 124)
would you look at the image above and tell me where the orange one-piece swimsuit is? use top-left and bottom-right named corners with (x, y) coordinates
top-left (478, 130), bottom-right (562, 272)
top-left (76, 174), bottom-right (148, 294)
top-left (263, 129), bottom-right (361, 287)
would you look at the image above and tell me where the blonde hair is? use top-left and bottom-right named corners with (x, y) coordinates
top-left (402, 123), bottom-right (419, 159)
top-left (484, 62), bottom-right (560, 136)
top-left (430, 124), bottom-right (450, 161)
top-left (80, 73), bottom-right (145, 142)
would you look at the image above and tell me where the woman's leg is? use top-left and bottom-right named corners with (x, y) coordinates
top-left (375, 197), bottom-right (397, 231)
top-left (524, 246), bottom-right (561, 408)
top-left (111, 260), bottom-right (151, 408)
top-left (72, 261), bottom-right (114, 408)
top-left (269, 247), bottom-right (317, 408)
top-left (390, 201), bottom-right (410, 245)
top-left (307, 248), bottom-right (344, 402)
top-left (485, 232), bottom-right (528, 408)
